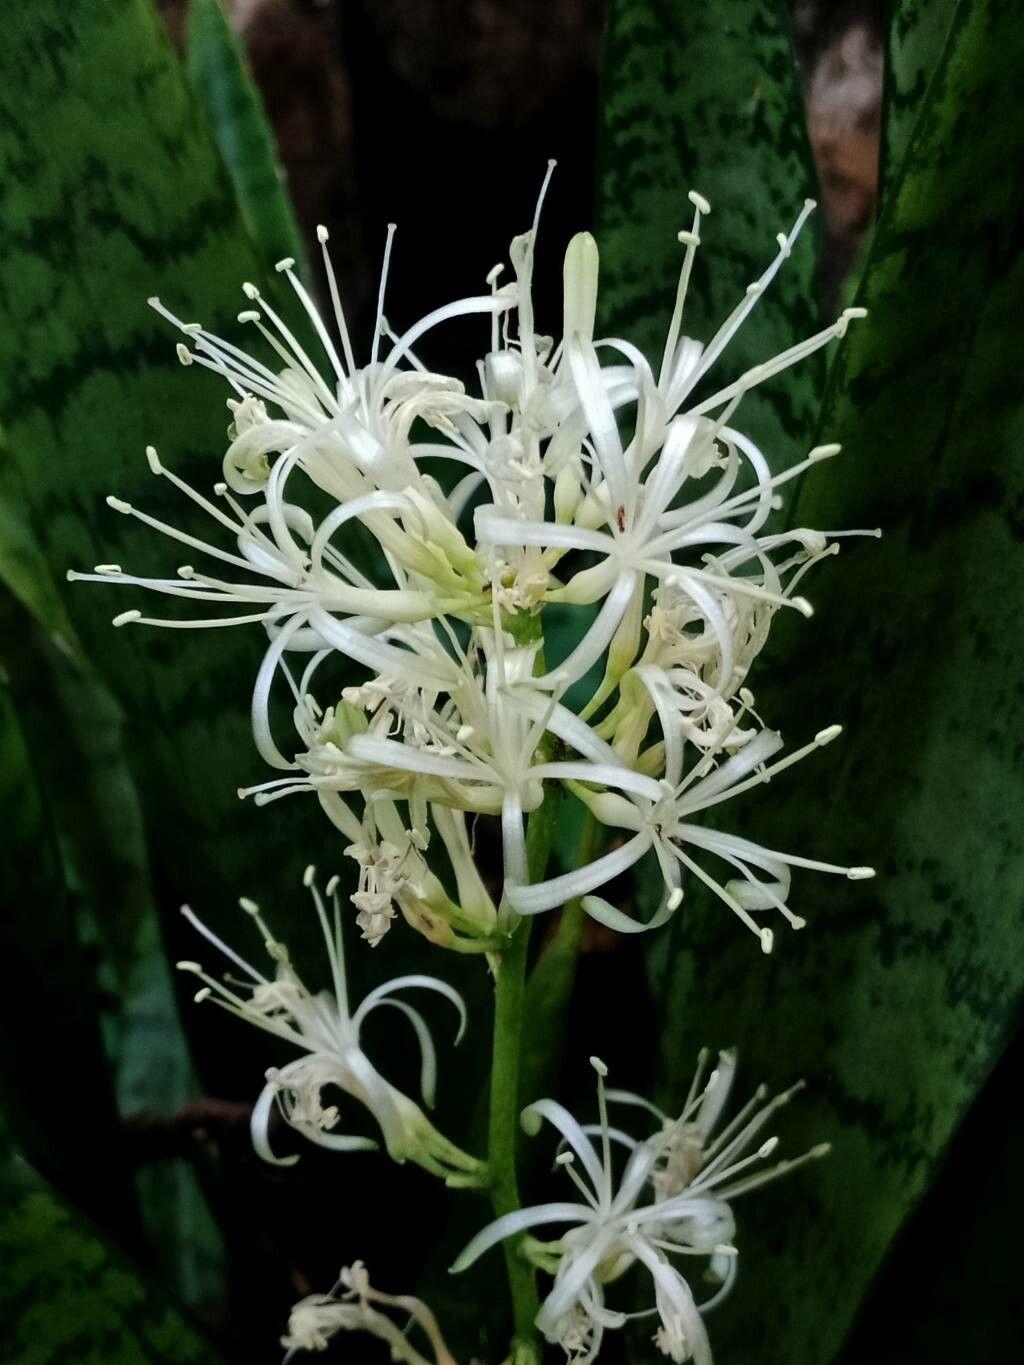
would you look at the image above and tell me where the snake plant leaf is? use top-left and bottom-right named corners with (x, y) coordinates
top-left (522, 0), bottom-right (823, 1192)
top-left (1, 590), bottom-right (224, 1309)
top-left (0, 428), bottom-right (77, 648)
top-left (881, 0), bottom-right (958, 194)
top-left (650, 1), bottom-right (1024, 1360)
top-left (597, 0), bottom-right (822, 473)
top-left (0, 648), bottom-right (137, 1239)
top-left (0, 0), bottom-right (339, 1031)
top-left (836, 1027), bottom-right (1023, 1363)
top-left (186, 0), bottom-right (308, 277)
top-left (0, 1117), bottom-right (222, 1365)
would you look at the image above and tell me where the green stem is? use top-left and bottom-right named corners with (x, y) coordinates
top-left (488, 915), bottom-right (540, 1363)
top-left (487, 794), bottom-right (559, 1363)
top-left (519, 811), bottom-right (600, 1106)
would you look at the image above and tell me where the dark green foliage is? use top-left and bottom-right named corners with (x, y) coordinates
top-left (882, 0), bottom-right (958, 192)
top-left (0, 1120), bottom-right (221, 1365)
top-left (0, 0), bottom-right (338, 1022)
top-left (646, 1), bottom-right (1024, 1360)
top-left (597, 0), bottom-right (822, 473)
top-left (186, 0), bottom-right (308, 278)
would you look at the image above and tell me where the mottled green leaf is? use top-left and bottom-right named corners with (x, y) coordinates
top-left (0, 427), bottom-right (77, 647)
top-left (0, 1118), bottom-right (221, 1364)
top-left (186, 0), bottom-right (308, 275)
top-left (0, 645), bottom-right (136, 1237)
top-left (4, 599), bottom-right (224, 1308)
top-left (597, 0), bottom-right (822, 471)
top-left (882, 0), bottom-right (958, 194)
top-left (0, 0), bottom-right (338, 1043)
top-left (651, 1), bottom-right (1024, 1361)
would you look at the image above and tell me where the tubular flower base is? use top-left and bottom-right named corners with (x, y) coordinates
top-left (73, 170), bottom-right (874, 948)
top-left (177, 867), bottom-right (485, 1187)
top-left (452, 1055), bottom-right (828, 1364)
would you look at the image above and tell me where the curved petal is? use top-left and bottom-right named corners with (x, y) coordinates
top-left (508, 831), bottom-right (651, 916)
top-left (353, 973), bottom-right (467, 1045)
top-left (580, 893), bottom-right (675, 936)
top-left (356, 997), bottom-right (438, 1107)
top-left (345, 735), bottom-right (483, 783)
top-left (537, 1228), bottom-right (618, 1341)
top-left (521, 1098), bottom-right (605, 1196)
top-left (450, 1202), bottom-right (594, 1273)
top-left (250, 1080), bottom-right (300, 1167)
top-left (537, 571), bottom-right (639, 690)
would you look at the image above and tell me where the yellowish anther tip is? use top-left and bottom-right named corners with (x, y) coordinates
top-left (194, 988), bottom-right (212, 1003)
top-left (242, 282), bottom-right (259, 299)
top-left (238, 310), bottom-right (260, 324)
top-left (791, 915), bottom-right (807, 930)
top-left (815, 723), bottom-right (843, 745)
top-left (793, 596), bottom-right (814, 618)
top-left (589, 1055), bottom-right (608, 1078)
top-left (759, 927), bottom-right (774, 954)
top-left (176, 960), bottom-right (201, 972)
top-left (317, 224), bottom-right (329, 243)
top-left (274, 257), bottom-right (295, 272)
top-left (555, 1151), bottom-right (575, 1166)
top-left (303, 864), bottom-right (316, 887)
top-left (848, 866), bottom-right (876, 880)
top-left (239, 896), bottom-right (260, 914)
top-left (758, 1137), bottom-right (779, 1157)
top-left (326, 875), bottom-right (340, 896)
top-left (175, 342), bottom-right (193, 365)
top-left (843, 306), bottom-right (868, 320)
top-left (145, 444), bottom-right (161, 474)
top-left (147, 295), bottom-right (159, 307)
top-left (106, 495), bottom-right (132, 513)
top-left (112, 609), bottom-right (141, 627)
top-left (65, 570), bottom-right (78, 581)
top-left (804, 198), bottom-right (817, 212)
top-left (667, 888), bottom-right (683, 912)
top-left (809, 443), bottom-right (841, 461)
top-left (688, 189), bottom-right (711, 214)
top-left (812, 1143), bottom-right (832, 1158)
top-left (677, 229), bottom-right (700, 247)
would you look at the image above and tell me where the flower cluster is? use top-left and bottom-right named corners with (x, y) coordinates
top-left (177, 868), bottom-right (484, 1186)
top-left (452, 1054), bottom-right (826, 1364)
top-left (71, 170), bottom-right (873, 951)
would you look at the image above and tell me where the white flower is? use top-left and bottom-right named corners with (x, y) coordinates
top-left (452, 1055), bottom-right (828, 1364)
top-left (73, 172), bottom-right (875, 949)
top-left (176, 866), bottom-right (484, 1185)
top-left (283, 1261), bottom-right (456, 1364)
top-left (510, 703), bottom-right (874, 950)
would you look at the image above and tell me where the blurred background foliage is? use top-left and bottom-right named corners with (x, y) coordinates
top-left (0, 1), bottom-right (1020, 1361)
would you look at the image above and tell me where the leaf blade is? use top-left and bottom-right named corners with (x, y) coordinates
top-left (597, 0), bottom-right (822, 472)
top-left (651, 2), bottom-right (1024, 1361)
top-left (186, 0), bottom-right (308, 275)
